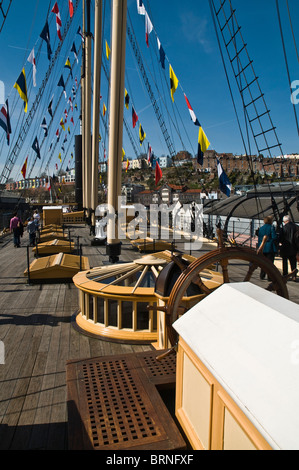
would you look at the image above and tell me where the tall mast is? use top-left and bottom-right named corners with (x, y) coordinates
top-left (81, 0), bottom-right (86, 210)
top-left (91, 0), bottom-right (103, 233)
top-left (84, 0), bottom-right (92, 222)
top-left (106, 0), bottom-right (127, 262)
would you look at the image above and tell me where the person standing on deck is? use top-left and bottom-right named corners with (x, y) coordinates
top-left (279, 215), bottom-right (299, 281)
top-left (10, 212), bottom-right (22, 248)
top-left (257, 215), bottom-right (277, 280)
top-left (33, 209), bottom-right (40, 229)
top-left (27, 216), bottom-right (37, 246)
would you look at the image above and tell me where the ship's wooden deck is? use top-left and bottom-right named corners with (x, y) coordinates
top-left (0, 224), bottom-right (298, 450)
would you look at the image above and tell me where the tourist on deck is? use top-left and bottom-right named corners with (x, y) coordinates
top-left (257, 215), bottom-right (277, 280)
top-left (10, 212), bottom-right (23, 248)
top-left (27, 216), bottom-right (37, 246)
top-left (279, 215), bottom-right (299, 280)
top-left (33, 209), bottom-right (40, 229)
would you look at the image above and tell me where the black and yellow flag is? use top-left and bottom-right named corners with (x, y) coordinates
top-left (125, 89), bottom-right (130, 109)
top-left (169, 64), bottom-right (179, 102)
top-left (197, 126), bottom-right (210, 165)
top-left (139, 123), bottom-right (146, 145)
top-left (14, 68), bottom-right (28, 112)
top-left (64, 57), bottom-right (73, 77)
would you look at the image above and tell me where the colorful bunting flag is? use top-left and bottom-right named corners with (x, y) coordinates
top-left (125, 89), bottom-right (130, 109)
top-left (157, 38), bottom-right (165, 69)
top-left (64, 57), bottom-right (73, 77)
top-left (56, 129), bottom-right (60, 141)
top-left (71, 116), bottom-right (74, 125)
top-left (217, 158), bottom-right (232, 197)
top-left (52, 2), bottom-right (62, 41)
top-left (71, 42), bottom-right (78, 63)
top-left (58, 75), bottom-right (67, 98)
top-left (103, 103), bottom-right (107, 117)
top-left (41, 117), bottom-right (48, 137)
top-left (184, 93), bottom-right (200, 126)
top-left (147, 143), bottom-right (152, 163)
top-left (60, 118), bottom-right (65, 131)
top-left (197, 126), bottom-right (210, 165)
top-left (169, 65), bottom-right (179, 102)
top-left (137, 0), bottom-right (146, 15)
top-left (139, 123), bottom-right (146, 145)
top-left (122, 148), bottom-right (125, 161)
top-left (106, 40), bottom-right (111, 60)
top-left (77, 26), bottom-right (84, 42)
top-left (14, 68), bottom-right (28, 112)
top-left (27, 48), bottom-right (37, 87)
top-left (48, 95), bottom-right (54, 117)
top-left (40, 21), bottom-right (52, 60)
top-left (155, 161), bottom-right (163, 185)
top-left (126, 158), bottom-right (130, 172)
top-left (58, 152), bottom-right (62, 162)
top-left (32, 136), bottom-right (41, 159)
top-left (0, 100), bottom-right (11, 145)
top-left (145, 12), bottom-right (153, 47)
top-left (21, 156), bottom-right (28, 179)
top-left (68, 0), bottom-right (74, 17)
top-left (132, 106), bottom-right (138, 128)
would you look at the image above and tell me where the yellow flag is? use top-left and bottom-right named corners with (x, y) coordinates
top-left (122, 148), bottom-right (125, 161)
top-left (103, 103), bottom-right (107, 116)
top-left (169, 64), bottom-right (179, 102)
top-left (58, 153), bottom-right (62, 162)
top-left (106, 40), bottom-right (111, 60)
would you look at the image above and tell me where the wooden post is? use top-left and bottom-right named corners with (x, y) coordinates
top-left (91, 0), bottom-right (103, 233)
top-left (106, 0), bottom-right (127, 263)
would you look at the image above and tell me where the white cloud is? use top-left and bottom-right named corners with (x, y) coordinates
top-left (180, 12), bottom-right (212, 53)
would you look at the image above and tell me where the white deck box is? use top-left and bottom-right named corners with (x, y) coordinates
top-left (173, 282), bottom-right (299, 450)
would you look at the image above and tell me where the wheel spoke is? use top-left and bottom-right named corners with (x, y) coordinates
top-left (243, 262), bottom-right (258, 282)
top-left (220, 259), bottom-right (229, 283)
top-left (191, 274), bottom-right (212, 294)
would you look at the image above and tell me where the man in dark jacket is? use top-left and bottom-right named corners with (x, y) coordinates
top-left (279, 215), bottom-right (299, 280)
top-left (257, 215), bottom-right (277, 280)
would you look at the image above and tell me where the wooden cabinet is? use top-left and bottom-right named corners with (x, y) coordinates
top-left (176, 338), bottom-right (271, 450)
top-left (173, 283), bottom-right (299, 450)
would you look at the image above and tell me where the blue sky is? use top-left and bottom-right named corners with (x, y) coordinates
top-left (0, 0), bottom-right (298, 181)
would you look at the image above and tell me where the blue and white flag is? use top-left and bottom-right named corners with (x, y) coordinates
top-left (137, 0), bottom-right (145, 15)
top-left (217, 158), bottom-right (232, 197)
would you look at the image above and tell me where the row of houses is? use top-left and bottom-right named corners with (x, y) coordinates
top-left (5, 153), bottom-right (299, 193)
top-left (5, 169), bottom-right (75, 191)
top-left (98, 153), bottom-right (299, 176)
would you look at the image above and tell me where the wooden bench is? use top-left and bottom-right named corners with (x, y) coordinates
top-left (66, 350), bottom-right (186, 450)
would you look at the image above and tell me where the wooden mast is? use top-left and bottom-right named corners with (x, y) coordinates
top-left (106, 0), bottom-right (127, 262)
top-left (91, 0), bottom-right (103, 233)
top-left (81, 0), bottom-right (86, 211)
top-left (84, 0), bottom-right (92, 223)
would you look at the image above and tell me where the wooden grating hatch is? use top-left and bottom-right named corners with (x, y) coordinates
top-left (66, 351), bottom-right (186, 450)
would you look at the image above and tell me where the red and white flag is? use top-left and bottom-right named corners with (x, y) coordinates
top-left (145, 12), bottom-right (153, 47)
top-left (71, 116), bottom-right (74, 125)
top-left (27, 48), bottom-right (37, 87)
top-left (52, 2), bottom-right (62, 41)
top-left (68, 0), bottom-right (74, 17)
top-left (68, 97), bottom-right (73, 111)
top-left (147, 143), bottom-right (152, 163)
top-left (184, 93), bottom-right (200, 126)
